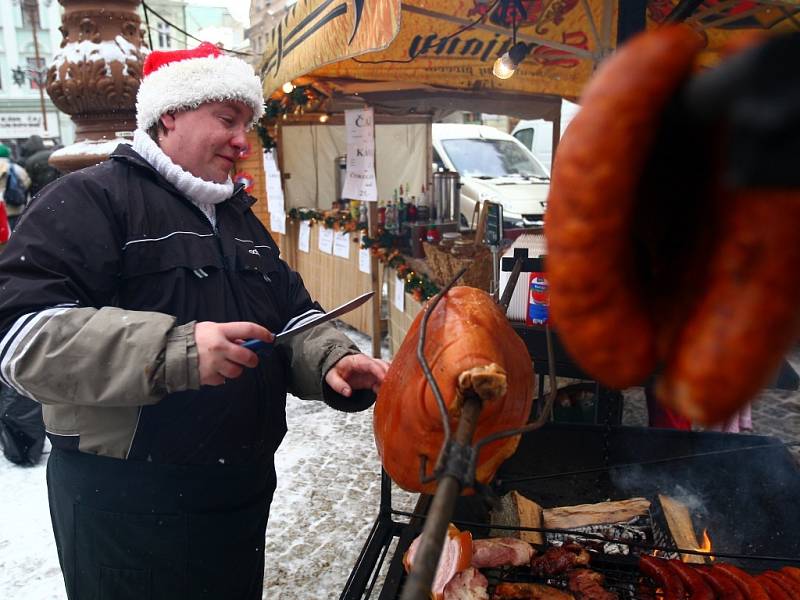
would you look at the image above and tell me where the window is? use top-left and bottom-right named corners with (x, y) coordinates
top-left (26, 56), bottom-right (46, 90)
top-left (20, 1), bottom-right (40, 28)
top-left (157, 21), bottom-right (171, 48)
top-left (440, 138), bottom-right (549, 180)
top-left (513, 128), bottom-right (533, 152)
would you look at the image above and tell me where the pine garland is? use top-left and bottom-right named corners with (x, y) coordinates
top-left (361, 233), bottom-right (440, 303)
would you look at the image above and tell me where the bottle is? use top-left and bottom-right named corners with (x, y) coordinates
top-left (386, 200), bottom-right (396, 232)
top-left (416, 185), bottom-right (430, 222)
top-left (358, 202), bottom-right (368, 227)
top-left (397, 195), bottom-right (406, 228)
top-left (425, 224), bottom-right (441, 244)
top-left (377, 200), bottom-right (386, 228)
top-left (407, 196), bottom-right (418, 223)
top-left (526, 272), bottom-right (550, 325)
top-left (349, 199), bottom-right (360, 221)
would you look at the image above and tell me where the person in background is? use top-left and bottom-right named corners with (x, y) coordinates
top-left (19, 135), bottom-right (63, 198)
top-left (0, 42), bottom-right (388, 600)
top-left (0, 143), bottom-right (31, 231)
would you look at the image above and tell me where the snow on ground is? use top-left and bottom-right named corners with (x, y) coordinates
top-left (0, 324), bottom-right (416, 600)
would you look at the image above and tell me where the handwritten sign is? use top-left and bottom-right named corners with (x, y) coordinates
top-left (264, 151), bottom-right (285, 215)
top-left (318, 227), bottom-right (334, 254)
top-left (342, 107), bottom-right (377, 202)
top-left (269, 211), bottom-right (286, 234)
top-left (298, 221), bottom-right (310, 253)
top-left (393, 274), bottom-right (405, 311)
top-left (333, 231), bottom-right (350, 259)
top-left (358, 247), bottom-right (371, 274)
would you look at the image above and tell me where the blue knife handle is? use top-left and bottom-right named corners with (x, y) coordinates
top-left (241, 339), bottom-right (274, 353)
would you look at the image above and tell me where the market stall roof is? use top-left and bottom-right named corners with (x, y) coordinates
top-left (257, 0), bottom-right (800, 118)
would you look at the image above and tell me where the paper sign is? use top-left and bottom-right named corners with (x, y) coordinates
top-left (298, 221), bottom-right (310, 253)
top-left (393, 274), bottom-right (405, 311)
top-left (269, 211), bottom-right (286, 234)
top-left (264, 152), bottom-right (285, 215)
top-left (358, 247), bottom-right (371, 274)
top-left (342, 107), bottom-right (378, 202)
top-left (333, 231), bottom-right (350, 259)
top-left (318, 227), bottom-right (334, 254)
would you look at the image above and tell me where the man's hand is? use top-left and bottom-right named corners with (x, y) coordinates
top-left (325, 354), bottom-right (390, 398)
top-left (195, 321), bottom-right (274, 386)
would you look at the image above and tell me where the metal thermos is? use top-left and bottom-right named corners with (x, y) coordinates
top-left (334, 155), bottom-right (347, 203)
top-left (432, 170), bottom-right (460, 223)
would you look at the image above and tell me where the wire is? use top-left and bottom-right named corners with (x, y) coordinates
top-left (141, 1), bottom-right (255, 57)
top-left (352, 0), bottom-right (504, 65)
top-left (142, 0), bottom-right (154, 51)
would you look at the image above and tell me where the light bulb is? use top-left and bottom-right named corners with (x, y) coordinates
top-left (282, 81), bottom-right (294, 94)
top-left (492, 42), bottom-right (530, 80)
top-left (493, 54), bottom-right (517, 79)
top-left (319, 113), bottom-right (330, 123)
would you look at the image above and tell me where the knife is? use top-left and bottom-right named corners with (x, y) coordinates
top-left (241, 291), bottom-right (375, 353)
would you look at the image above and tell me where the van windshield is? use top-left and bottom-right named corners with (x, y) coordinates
top-left (440, 138), bottom-right (549, 179)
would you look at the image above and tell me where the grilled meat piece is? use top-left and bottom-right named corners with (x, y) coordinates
top-left (763, 571), bottom-right (800, 600)
top-left (757, 574), bottom-right (793, 600)
top-left (638, 555), bottom-right (686, 600)
top-left (696, 565), bottom-right (744, 600)
top-left (404, 524), bottom-right (473, 600)
top-left (443, 567), bottom-right (489, 600)
top-left (666, 559), bottom-right (714, 600)
top-left (374, 286), bottom-right (535, 495)
top-left (530, 544), bottom-right (590, 577)
top-left (492, 582), bottom-right (574, 599)
top-left (472, 538), bottom-right (535, 569)
top-left (567, 569), bottom-right (618, 600)
top-left (715, 564), bottom-right (770, 600)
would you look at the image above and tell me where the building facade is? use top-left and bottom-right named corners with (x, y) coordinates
top-left (138, 0), bottom-right (188, 52)
top-left (245, 0), bottom-right (296, 67)
top-left (0, 0), bottom-right (74, 152)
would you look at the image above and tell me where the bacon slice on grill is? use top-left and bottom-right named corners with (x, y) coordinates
top-left (443, 567), bottom-right (490, 600)
top-left (492, 582), bottom-right (575, 599)
top-left (530, 544), bottom-right (591, 577)
top-left (567, 569), bottom-right (618, 600)
top-left (472, 538), bottom-right (535, 569)
top-left (404, 524), bottom-right (473, 600)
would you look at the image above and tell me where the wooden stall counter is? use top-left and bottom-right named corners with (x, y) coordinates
top-left (278, 220), bottom-right (382, 341)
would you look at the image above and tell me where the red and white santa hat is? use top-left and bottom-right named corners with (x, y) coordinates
top-left (136, 42), bottom-right (264, 131)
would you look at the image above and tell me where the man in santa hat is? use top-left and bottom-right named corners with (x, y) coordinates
top-left (0, 42), bottom-right (388, 599)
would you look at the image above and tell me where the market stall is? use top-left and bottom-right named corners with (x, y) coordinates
top-left (250, 0), bottom-right (798, 358)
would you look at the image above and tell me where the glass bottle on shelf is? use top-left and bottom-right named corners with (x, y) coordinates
top-left (358, 201), bottom-right (369, 228)
top-left (377, 200), bottom-right (386, 229)
top-left (386, 200), bottom-right (397, 232)
top-left (407, 195), bottom-right (418, 223)
top-left (417, 185), bottom-right (430, 222)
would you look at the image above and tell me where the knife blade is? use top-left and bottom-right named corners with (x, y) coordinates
top-left (241, 291), bottom-right (375, 353)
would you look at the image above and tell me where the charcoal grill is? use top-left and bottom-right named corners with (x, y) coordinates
top-left (341, 423), bottom-right (800, 599)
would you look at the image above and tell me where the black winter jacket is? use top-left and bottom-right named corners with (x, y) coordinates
top-left (0, 144), bottom-right (371, 465)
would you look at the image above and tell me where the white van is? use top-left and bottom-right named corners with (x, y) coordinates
top-left (511, 99), bottom-right (581, 170)
top-left (431, 123), bottom-right (550, 229)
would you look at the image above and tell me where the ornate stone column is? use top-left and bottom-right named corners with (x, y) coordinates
top-left (46, 0), bottom-right (147, 172)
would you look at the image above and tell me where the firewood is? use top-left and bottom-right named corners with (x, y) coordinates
top-left (542, 497), bottom-right (652, 529)
top-left (657, 494), bottom-right (705, 564)
top-left (490, 490), bottom-right (545, 545)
